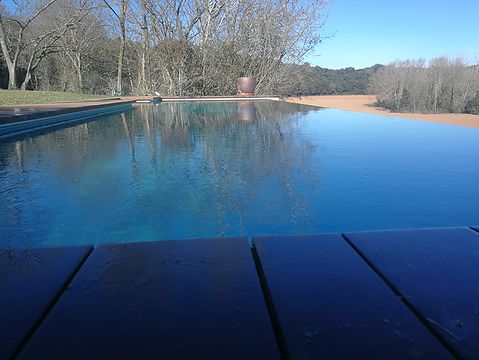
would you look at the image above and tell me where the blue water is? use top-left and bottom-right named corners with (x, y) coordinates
top-left (1, 101), bottom-right (478, 248)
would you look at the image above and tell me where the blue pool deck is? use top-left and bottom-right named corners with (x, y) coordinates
top-left (2, 227), bottom-right (479, 359)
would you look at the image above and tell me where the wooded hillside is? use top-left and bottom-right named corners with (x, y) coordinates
top-left (281, 63), bottom-right (383, 96)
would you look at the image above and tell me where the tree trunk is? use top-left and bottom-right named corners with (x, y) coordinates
top-left (7, 63), bottom-right (17, 90)
top-left (138, 0), bottom-right (148, 94)
top-left (78, 71), bottom-right (83, 92)
top-left (0, 18), bottom-right (18, 89)
top-left (76, 54), bottom-right (83, 92)
top-left (117, 34), bottom-right (125, 94)
top-left (116, 1), bottom-right (127, 95)
top-left (20, 70), bottom-right (32, 90)
top-left (139, 44), bottom-right (146, 93)
top-left (20, 51), bottom-right (35, 90)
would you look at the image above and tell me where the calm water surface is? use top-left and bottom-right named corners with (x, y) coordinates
top-left (1, 101), bottom-right (479, 248)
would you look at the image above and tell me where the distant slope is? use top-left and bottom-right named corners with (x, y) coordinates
top-left (283, 63), bottom-right (384, 96)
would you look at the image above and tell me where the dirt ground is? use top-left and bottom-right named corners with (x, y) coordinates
top-left (286, 95), bottom-right (479, 129)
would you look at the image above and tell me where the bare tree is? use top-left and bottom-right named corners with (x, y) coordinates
top-left (103, 0), bottom-right (128, 94)
top-left (138, 0), bottom-right (151, 94)
top-left (0, 0), bottom-right (58, 88)
top-left (127, 0), bottom-right (152, 94)
top-left (0, 0), bottom-right (91, 90)
top-left (0, 0), bottom-right (331, 96)
top-left (52, 0), bottom-right (104, 92)
top-left (147, 0), bottom-right (329, 96)
top-left (369, 57), bottom-right (479, 114)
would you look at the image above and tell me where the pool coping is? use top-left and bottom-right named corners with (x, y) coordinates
top-left (0, 99), bottom-right (135, 123)
top-left (160, 96), bottom-right (281, 102)
top-left (0, 102), bottom-right (134, 141)
top-left (0, 96), bottom-right (281, 122)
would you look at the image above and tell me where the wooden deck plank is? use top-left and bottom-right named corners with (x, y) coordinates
top-left (0, 246), bottom-right (92, 359)
top-left (18, 238), bottom-right (279, 359)
top-left (345, 228), bottom-right (479, 359)
top-left (253, 234), bottom-right (451, 359)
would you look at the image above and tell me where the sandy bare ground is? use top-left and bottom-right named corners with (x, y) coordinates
top-left (286, 95), bottom-right (479, 129)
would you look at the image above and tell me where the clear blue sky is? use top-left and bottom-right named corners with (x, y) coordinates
top-left (305, 0), bottom-right (479, 69)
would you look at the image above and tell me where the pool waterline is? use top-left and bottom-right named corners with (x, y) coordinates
top-left (1, 101), bottom-right (478, 249)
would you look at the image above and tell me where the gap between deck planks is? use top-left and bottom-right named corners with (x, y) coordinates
top-left (0, 246), bottom-right (92, 359)
top-left (15, 238), bottom-right (279, 360)
top-left (344, 227), bottom-right (479, 359)
top-left (3, 228), bottom-right (478, 359)
top-left (253, 233), bottom-right (453, 359)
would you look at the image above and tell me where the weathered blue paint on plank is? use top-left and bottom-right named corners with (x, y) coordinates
top-left (18, 238), bottom-right (279, 359)
top-left (0, 246), bottom-right (92, 359)
top-left (345, 227), bottom-right (479, 359)
top-left (253, 234), bottom-right (451, 359)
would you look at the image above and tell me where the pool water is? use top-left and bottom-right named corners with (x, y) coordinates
top-left (1, 101), bottom-right (479, 248)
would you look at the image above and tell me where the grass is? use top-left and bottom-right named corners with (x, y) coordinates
top-left (0, 90), bottom-right (112, 106)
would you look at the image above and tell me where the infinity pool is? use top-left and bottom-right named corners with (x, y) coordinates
top-left (1, 101), bottom-right (479, 248)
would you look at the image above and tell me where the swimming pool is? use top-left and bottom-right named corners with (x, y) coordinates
top-left (1, 101), bottom-right (478, 248)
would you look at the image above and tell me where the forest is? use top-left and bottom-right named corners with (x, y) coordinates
top-left (1, 1), bottom-right (478, 115)
top-left (0, 0), bottom-right (329, 96)
top-left (369, 58), bottom-right (479, 114)
top-left (283, 63), bottom-right (383, 96)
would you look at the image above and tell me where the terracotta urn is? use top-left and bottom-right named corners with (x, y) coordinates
top-left (236, 77), bottom-right (257, 95)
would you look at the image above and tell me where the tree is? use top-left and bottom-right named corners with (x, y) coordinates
top-left (53, 0), bottom-right (104, 92)
top-left (137, 0), bottom-right (151, 94)
top-left (0, 0), bottom-right (333, 96)
top-left (103, 0), bottom-right (128, 95)
top-left (369, 57), bottom-right (479, 114)
top-left (146, 0), bottom-right (329, 96)
top-left (0, 0), bottom-right (58, 89)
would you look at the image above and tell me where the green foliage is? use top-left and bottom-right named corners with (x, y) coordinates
top-left (281, 63), bottom-right (383, 96)
top-left (465, 94), bottom-right (479, 115)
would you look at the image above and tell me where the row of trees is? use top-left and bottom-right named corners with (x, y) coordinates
top-left (369, 57), bottom-right (479, 114)
top-left (0, 0), bottom-right (329, 96)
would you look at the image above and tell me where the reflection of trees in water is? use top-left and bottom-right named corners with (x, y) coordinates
top-left (141, 101), bottom-right (319, 234)
top-left (0, 101), bottom-right (320, 241)
top-left (121, 112), bottom-right (140, 181)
